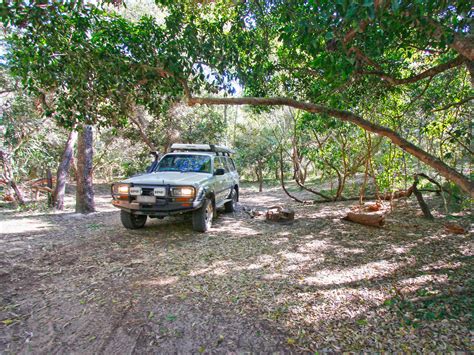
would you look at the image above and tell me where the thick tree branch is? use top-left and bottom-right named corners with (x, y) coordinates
top-left (357, 56), bottom-right (465, 85)
top-left (422, 18), bottom-right (474, 61)
top-left (432, 96), bottom-right (474, 112)
top-left (129, 106), bottom-right (156, 151)
top-left (187, 95), bottom-right (473, 196)
top-left (343, 20), bottom-right (369, 45)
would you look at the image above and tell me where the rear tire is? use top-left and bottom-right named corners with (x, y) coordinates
top-left (120, 210), bottom-right (147, 229)
top-left (224, 188), bottom-right (238, 213)
top-left (192, 198), bottom-right (213, 232)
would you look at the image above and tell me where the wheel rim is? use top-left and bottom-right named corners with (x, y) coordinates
top-left (205, 202), bottom-right (213, 229)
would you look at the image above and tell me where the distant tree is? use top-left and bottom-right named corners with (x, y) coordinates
top-left (235, 125), bottom-right (277, 192)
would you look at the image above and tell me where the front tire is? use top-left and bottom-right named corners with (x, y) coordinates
top-left (120, 210), bottom-right (147, 229)
top-left (192, 198), bottom-right (213, 232)
top-left (224, 188), bottom-right (238, 213)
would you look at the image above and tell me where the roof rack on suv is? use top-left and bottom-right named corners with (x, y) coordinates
top-left (170, 143), bottom-right (235, 156)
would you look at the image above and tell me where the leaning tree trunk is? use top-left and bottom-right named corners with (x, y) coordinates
top-left (53, 129), bottom-right (78, 210)
top-left (187, 96), bottom-right (474, 196)
top-left (76, 125), bottom-right (95, 213)
top-left (0, 149), bottom-right (25, 205)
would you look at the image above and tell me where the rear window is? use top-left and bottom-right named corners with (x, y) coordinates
top-left (226, 157), bottom-right (236, 172)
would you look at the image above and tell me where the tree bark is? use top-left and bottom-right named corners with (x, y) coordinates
top-left (279, 147), bottom-right (305, 203)
top-left (255, 165), bottom-right (263, 192)
top-left (294, 177), bottom-right (331, 201)
top-left (188, 96), bottom-right (473, 197)
top-left (129, 106), bottom-right (156, 151)
top-left (412, 174), bottom-right (434, 219)
top-left (76, 125), bottom-right (95, 213)
top-left (356, 56), bottom-right (465, 85)
top-left (53, 129), bottom-right (78, 210)
top-left (0, 149), bottom-right (25, 205)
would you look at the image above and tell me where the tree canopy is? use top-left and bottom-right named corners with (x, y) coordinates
top-left (1, 0), bottom-right (472, 194)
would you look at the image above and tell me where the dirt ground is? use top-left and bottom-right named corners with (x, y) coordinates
top-left (0, 185), bottom-right (472, 353)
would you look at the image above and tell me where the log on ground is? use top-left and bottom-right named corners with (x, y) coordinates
top-left (343, 212), bottom-right (385, 227)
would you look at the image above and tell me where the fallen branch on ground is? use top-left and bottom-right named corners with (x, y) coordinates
top-left (266, 205), bottom-right (295, 223)
top-left (343, 211), bottom-right (385, 227)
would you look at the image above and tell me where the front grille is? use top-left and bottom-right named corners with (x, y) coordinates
top-left (142, 188), bottom-right (154, 196)
top-left (132, 185), bottom-right (168, 198)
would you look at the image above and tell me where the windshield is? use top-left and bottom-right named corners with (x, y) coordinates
top-left (154, 154), bottom-right (212, 173)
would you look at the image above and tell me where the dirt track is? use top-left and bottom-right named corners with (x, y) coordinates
top-left (0, 185), bottom-right (472, 353)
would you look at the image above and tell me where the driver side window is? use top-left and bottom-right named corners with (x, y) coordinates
top-left (214, 157), bottom-right (228, 173)
top-left (213, 156), bottom-right (223, 173)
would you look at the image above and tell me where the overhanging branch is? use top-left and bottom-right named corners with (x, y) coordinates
top-left (356, 56), bottom-right (465, 85)
top-left (187, 95), bottom-right (473, 196)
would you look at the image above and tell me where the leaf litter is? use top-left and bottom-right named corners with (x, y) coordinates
top-left (0, 184), bottom-right (472, 352)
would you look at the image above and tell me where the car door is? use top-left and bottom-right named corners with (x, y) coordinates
top-left (225, 157), bottom-right (239, 188)
top-left (213, 156), bottom-right (228, 204)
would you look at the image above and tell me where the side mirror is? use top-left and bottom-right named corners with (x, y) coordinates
top-left (214, 168), bottom-right (225, 176)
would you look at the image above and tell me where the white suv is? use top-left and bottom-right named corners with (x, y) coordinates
top-left (111, 144), bottom-right (240, 232)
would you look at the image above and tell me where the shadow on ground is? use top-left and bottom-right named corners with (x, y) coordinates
top-left (0, 186), bottom-right (472, 352)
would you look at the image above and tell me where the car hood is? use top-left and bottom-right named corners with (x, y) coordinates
top-left (121, 171), bottom-right (212, 186)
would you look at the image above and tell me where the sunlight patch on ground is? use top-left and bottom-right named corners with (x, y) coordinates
top-left (211, 219), bottom-right (262, 236)
top-left (280, 251), bottom-right (312, 263)
top-left (189, 260), bottom-right (235, 277)
top-left (389, 245), bottom-right (414, 254)
top-left (302, 260), bottom-right (399, 286)
top-left (0, 218), bottom-right (53, 234)
top-left (421, 260), bottom-right (463, 272)
top-left (298, 239), bottom-right (332, 253)
top-left (242, 193), bottom-right (285, 207)
top-left (270, 237), bottom-right (289, 245)
top-left (290, 287), bottom-right (387, 325)
top-left (139, 276), bottom-right (179, 286)
top-left (398, 274), bottom-right (448, 293)
top-left (261, 272), bottom-right (287, 280)
top-left (306, 204), bottom-right (348, 219)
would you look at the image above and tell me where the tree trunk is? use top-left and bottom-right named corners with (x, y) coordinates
top-left (0, 149), bottom-right (25, 205)
top-left (294, 175), bottom-right (331, 201)
top-left (279, 147), bottom-right (305, 203)
top-left (76, 125), bottom-right (95, 213)
top-left (53, 130), bottom-right (78, 210)
top-left (10, 180), bottom-right (25, 204)
top-left (46, 168), bottom-right (53, 207)
top-left (188, 96), bottom-right (473, 196)
top-left (256, 163), bottom-right (263, 192)
top-left (413, 174), bottom-right (434, 219)
top-left (332, 168), bottom-right (344, 201)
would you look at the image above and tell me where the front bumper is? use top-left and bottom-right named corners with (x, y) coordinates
top-left (111, 198), bottom-right (204, 217)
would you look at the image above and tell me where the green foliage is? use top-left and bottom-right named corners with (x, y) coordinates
top-left (2, 0), bottom-right (472, 196)
top-left (234, 124), bottom-right (278, 181)
top-left (384, 281), bottom-right (474, 329)
top-left (0, 72), bottom-right (64, 179)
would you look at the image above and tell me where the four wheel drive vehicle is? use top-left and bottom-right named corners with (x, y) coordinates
top-left (111, 144), bottom-right (240, 232)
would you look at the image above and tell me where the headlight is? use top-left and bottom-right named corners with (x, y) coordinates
top-left (171, 186), bottom-right (195, 197)
top-left (113, 184), bottom-right (130, 195)
top-left (130, 187), bottom-right (142, 196)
